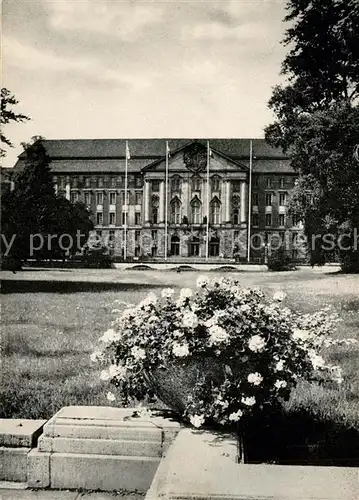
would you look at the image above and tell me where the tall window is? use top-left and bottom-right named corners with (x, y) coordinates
top-left (84, 192), bottom-right (91, 206)
top-left (211, 176), bottom-right (220, 191)
top-left (191, 176), bottom-right (201, 191)
top-left (98, 177), bottom-right (104, 188)
top-left (109, 192), bottom-right (116, 205)
top-left (85, 177), bottom-right (91, 188)
top-left (151, 195), bottom-right (159, 224)
top-left (171, 197), bottom-right (181, 224)
top-left (122, 191), bottom-right (129, 205)
top-left (170, 235), bottom-right (180, 256)
top-left (252, 176), bottom-right (258, 187)
top-left (265, 213), bottom-right (272, 227)
top-left (210, 199), bottom-right (221, 224)
top-left (209, 236), bottom-right (220, 257)
top-left (280, 177), bottom-right (285, 188)
top-left (265, 193), bottom-right (272, 206)
top-left (279, 214), bottom-right (285, 227)
top-left (110, 176), bottom-right (117, 188)
top-left (152, 180), bottom-right (160, 192)
top-left (266, 177), bottom-right (272, 188)
top-left (135, 192), bottom-right (142, 205)
top-left (191, 198), bottom-right (202, 224)
top-left (188, 236), bottom-right (200, 257)
top-left (252, 213), bottom-right (259, 226)
top-left (171, 176), bottom-right (181, 191)
top-left (135, 212), bottom-right (141, 225)
top-left (96, 212), bottom-right (103, 225)
top-left (232, 195), bottom-right (240, 225)
top-left (279, 192), bottom-right (288, 206)
top-left (96, 192), bottom-right (103, 205)
top-left (135, 176), bottom-right (142, 188)
top-left (109, 212), bottom-right (116, 225)
top-left (252, 192), bottom-right (259, 205)
top-left (70, 191), bottom-right (79, 203)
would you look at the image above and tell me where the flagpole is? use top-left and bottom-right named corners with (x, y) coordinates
top-left (124, 140), bottom-right (129, 261)
top-left (164, 141), bottom-right (169, 260)
top-left (206, 141), bottom-right (210, 261)
top-left (247, 139), bottom-right (253, 263)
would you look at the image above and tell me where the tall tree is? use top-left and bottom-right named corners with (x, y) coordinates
top-left (1, 138), bottom-right (93, 263)
top-left (265, 0), bottom-right (359, 271)
top-left (1, 88), bottom-right (30, 157)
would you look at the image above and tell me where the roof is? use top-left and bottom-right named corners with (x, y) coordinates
top-left (13, 138), bottom-right (294, 174)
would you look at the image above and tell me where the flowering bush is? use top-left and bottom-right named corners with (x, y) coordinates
top-left (93, 276), bottom-right (354, 428)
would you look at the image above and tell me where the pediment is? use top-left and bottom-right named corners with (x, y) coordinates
top-left (142, 141), bottom-right (248, 176)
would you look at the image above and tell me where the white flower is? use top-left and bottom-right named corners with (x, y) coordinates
top-left (90, 350), bottom-right (102, 362)
top-left (308, 351), bottom-right (326, 369)
top-left (248, 335), bottom-right (266, 352)
top-left (106, 391), bottom-right (116, 402)
top-left (180, 288), bottom-right (193, 299)
top-left (182, 310), bottom-right (198, 329)
top-left (241, 396), bottom-right (256, 406)
top-left (108, 364), bottom-right (127, 380)
top-left (196, 275), bottom-right (209, 288)
top-left (292, 328), bottom-right (311, 341)
top-left (172, 341), bottom-right (190, 357)
top-left (275, 360), bottom-right (285, 371)
top-left (189, 414), bottom-right (205, 428)
top-left (274, 380), bottom-right (287, 389)
top-left (273, 291), bottom-right (286, 302)
top-left (240, 304), bottom-right (251, 313)
top-left (134, 406), bottom-right (152, 419)
top-left (229, 410), bottom-right (243, 422)
top-left (247, 372), bottom-right (263, 386)
top-left (139, 293), bottom-right (157, 309)
top-left (100, 328), bottom-right (120, 343)
top-left (100, 370), bottom-right (110, 381)
top-left (208, 325), bottom-right (229, 344)
top-left (131, 346), bottom-right (146, 361)
top-left (161, 288), bottom-right (175, 299)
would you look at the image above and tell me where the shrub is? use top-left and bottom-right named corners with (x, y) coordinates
top-left (267, 247), bottom-right (296, 271)
top-left (93, 276), bottom-right (355, 429)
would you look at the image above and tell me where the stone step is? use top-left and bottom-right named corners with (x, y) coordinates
top-left (38, 436), bottom-right (162, 457)
top-left (43, 423), bottom-right (162, 442)
top-left (0, 447), bottom-right (30, 482)
top-left (0, 419), bottom-right (46, 448)
top-left (27, 449), bottom-right (160, 492)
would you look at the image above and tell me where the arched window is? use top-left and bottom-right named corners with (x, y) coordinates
top-left (210, 198), bottom-right (221, 224)
top-left (191, 176), bottom-right (201, 191)
top-left (170, 197), bottom-right (181, 224)
top-left (151, 195), bottom-right (159, 224)
top-left (191, 197), bottom-right (202, 224)
top-left (170, 234), bottom-right (180, 256)
top-left (188, 236), bottom-right (201, 257)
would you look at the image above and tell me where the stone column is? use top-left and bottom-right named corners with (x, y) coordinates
top-left (159, 180), bottom-right (165, 223)
top-left (225, 180), bottom-right (231, 222)
top-left (65, 183), bottom-right (70, 201)
top-left (240, 181), bottom-right (247, 222)
top-left (144, 180), bottom-right (150, 222)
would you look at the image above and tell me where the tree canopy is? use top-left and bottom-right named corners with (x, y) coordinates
top-left (1, 88), bottom-right (30, 157)
top-left (265, 0), bottom-right (359, 271)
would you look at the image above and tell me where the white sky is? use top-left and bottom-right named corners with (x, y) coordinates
top-left (2, 0), bottom-right (288, 167)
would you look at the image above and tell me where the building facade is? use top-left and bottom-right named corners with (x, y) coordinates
top-left (12, 138), bottom-right (305, 262)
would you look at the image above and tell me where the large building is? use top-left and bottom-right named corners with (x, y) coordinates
top-left (12, 138), bottom-right (304, 262)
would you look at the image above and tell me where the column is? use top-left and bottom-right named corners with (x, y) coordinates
top-left (240, 181), bottom-right (247, 223)
top-left (225, 180), bottom-right (231, 222)
top-left (144, 180), bottom-right (150, 222)
top-left (65, 183), bottom-right (70, 201)
top-left (159, 180), bottom-right (165, 222)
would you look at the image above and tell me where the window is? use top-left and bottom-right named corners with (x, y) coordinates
top-left (122, 191), bottom-right (129, 205)
top-left (152, 207), bottom-right (158, 224)
top-left (84, 192), bottom-right (91, 206)
top-left (265, 193), bottom-right (272, 206)
top-left (170, 235), bottom-right (180, 256)
top-left (122, 212), bottom-right (127, 226)
top-left (85, 177), bottom-right (91, 188)
top-left (171, 176), bottom-right (181, 191)
top-left (210, 199), bottom-right (221, 224)
top-left (232, 209), bottom-right (240, 225)
top-left (265, 213), bottom-right (272, 226)
top-left (135, 192), bottom-right (142, 205)
top-left (96, 212), bottom-right (103, 225)
top-left (292, 215), bottom-right (301, 227)
top-left (110, 177), bottom-right (117, 188)
top-left (252, 213), bottom-right (259, 226)
top-left (279, 214), bottom-right (285, 227)
top-left (72, 177), bottom-right (78, 188)
top-left (252, 176), bottom-right (258, 187)
top-left (191, 176), bottom-right (201, 191)
top-left (135, 212), bottom-right (141, 225)
top-left (209, 237), bottom-right (220, 257)
top-left (280, 177), bottom-right (285, 188)
top-left (135, 176), bottom-right (142, 188)
top-left (252, 192), bottom-right (259, 205)
top-left (96, 192), bottom-right (103, 205)
top-left (211, 176), bottom-right (220, 191)
top-left (135, 230), bottom-right (141, 241)
top-left (109, 192), bottom-right (116, 205)
top-left (233, 181), bottom-right (241, 192)
top-left (171, 198), bottom-right (181, 224)
top-left (191, 198), bottom-right (201, 224)
top-left (98, 177), bottom-right (104, 188)
top-left (266, 177), bottom-right (272, 188)
top-left (188, 236), bottom-right (201, 257)
top-left (59, 177), bottom-right (66, 189)
top-left (279, 192), bottom-right (288, 206)
top-left (70, 192), bottom-right (79, 203)
top-left (108, 230), bottom-right (115, 249)
top-left (152, 180), bottom-right (160, 192)
top-left (151, 230), bottom-right (157, 241)
top-left (109, 212), bottom-right (116, 225)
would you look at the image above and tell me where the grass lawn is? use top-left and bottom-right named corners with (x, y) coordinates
top-left (1, 268), bottom-right (359, 431)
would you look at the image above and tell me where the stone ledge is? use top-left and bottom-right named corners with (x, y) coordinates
top-left (145, 428), bottom-right (359, 500)
top-left (0, 420), bottom-right (46, 448)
